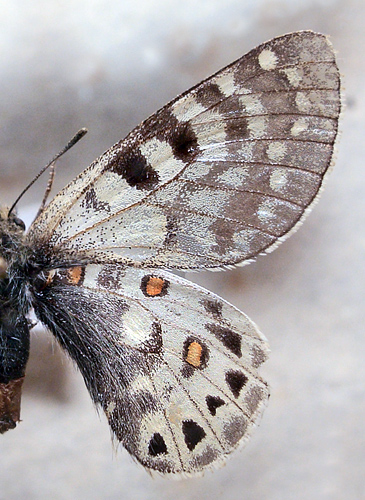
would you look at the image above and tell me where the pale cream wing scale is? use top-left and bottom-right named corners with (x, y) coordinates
top-left (72, 264), bottom-right (269, 475)
top-left (27, 31), bottom-right (341, 270)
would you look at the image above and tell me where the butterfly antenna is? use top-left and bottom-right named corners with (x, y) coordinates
top-left (7, 128), bottom-right (88, 217)
top-left (35, 162), bottom-right (56, 220)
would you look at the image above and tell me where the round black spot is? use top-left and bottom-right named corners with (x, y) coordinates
top-left (181, 364), bottom-right (195, 379)
top-left (195, 82), bottom-right (225, 107)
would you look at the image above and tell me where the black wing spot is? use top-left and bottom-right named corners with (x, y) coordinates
top-left (181, 364), bottom-right (194, 379)
top-left (202, 299), bottom-right (223, 318)
top-left (96, 265), bottom-right (126, 291)
top-left (223, 415), bottom-right (247, 447)
top-left (148, 433), bottom-right (168, 456)
top-left (226, 370), bottom-right (248, 398)
top-left (251, 344), bottom-right (267, 368)
top-left (109, 147), bottom-right (159, 190)
top-left (153, 108), bottom-right (197, 162)
top-left (163, 215), bottom-right (179, 246)
top-left (195, 82), bottom-right (225, 107)
top-left (206, 395), bottom-right (225, 416)
top-left (182, 420), bottom-right (206, 451)
top-left (168, 122), bottom-right (198, 162)
top-left (206, 324), bottom-right (242, 358)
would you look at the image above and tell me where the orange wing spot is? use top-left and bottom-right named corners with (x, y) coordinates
top-left (67, 266), bottom-right (84, 285)
top-left (146, 276), bottom-right (165, 296)
top-left (185, 341), bottom-right (203, 368)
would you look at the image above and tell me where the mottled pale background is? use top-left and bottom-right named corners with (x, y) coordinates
top-left (0, 1), bottom-right (364, 499)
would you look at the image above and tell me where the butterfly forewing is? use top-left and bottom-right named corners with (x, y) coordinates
top-left (27, 31), bottom-right (340, 270)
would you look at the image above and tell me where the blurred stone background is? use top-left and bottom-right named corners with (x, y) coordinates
top-left (0, 1), bottom-right (364, 499)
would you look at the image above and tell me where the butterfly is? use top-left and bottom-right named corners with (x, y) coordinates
top-left (0, 31), bottom-right (340, 476)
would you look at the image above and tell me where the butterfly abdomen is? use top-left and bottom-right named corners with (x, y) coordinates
top-left (0, 217), bottom-right (30, 433)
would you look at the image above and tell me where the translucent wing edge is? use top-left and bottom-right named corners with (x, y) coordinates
top-left (236, 95), bottom-right (342, 267)
top-left (211, 33), bottom-right (342, 273)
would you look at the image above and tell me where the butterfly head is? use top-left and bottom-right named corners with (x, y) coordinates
top-left (0, 206), bottom-right (27, 263)
top-left (0, 206), bottom-right (26, 231)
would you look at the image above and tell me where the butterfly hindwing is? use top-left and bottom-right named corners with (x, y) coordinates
top-left (30, 263), bottom-right (268, 474)
top-left (27, 31), bottom-right (340, 270)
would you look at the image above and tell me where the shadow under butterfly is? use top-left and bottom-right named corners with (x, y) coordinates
top-left (0, 31), bottom-right (341, 476)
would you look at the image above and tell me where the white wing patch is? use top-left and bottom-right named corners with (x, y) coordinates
top-left (258, 49), bottom-right (278, 70)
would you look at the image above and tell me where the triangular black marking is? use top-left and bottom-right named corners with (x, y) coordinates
top-left (182, 420), bottom-right (206, 451)
top-left (206, 395), bottom-right (225, 416)
top-left (148, 432), bottom-right (167, 456)
top-left (226, 370), bottom-right (248, 398)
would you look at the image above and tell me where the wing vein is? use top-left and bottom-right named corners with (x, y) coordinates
top-left (162, 360), bottom-right (225, 451)
top-left (176, 177), bottom-right (306, 208)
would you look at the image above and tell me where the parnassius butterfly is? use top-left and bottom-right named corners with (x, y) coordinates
top-left (0, 31), bottom-right (340, 476)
